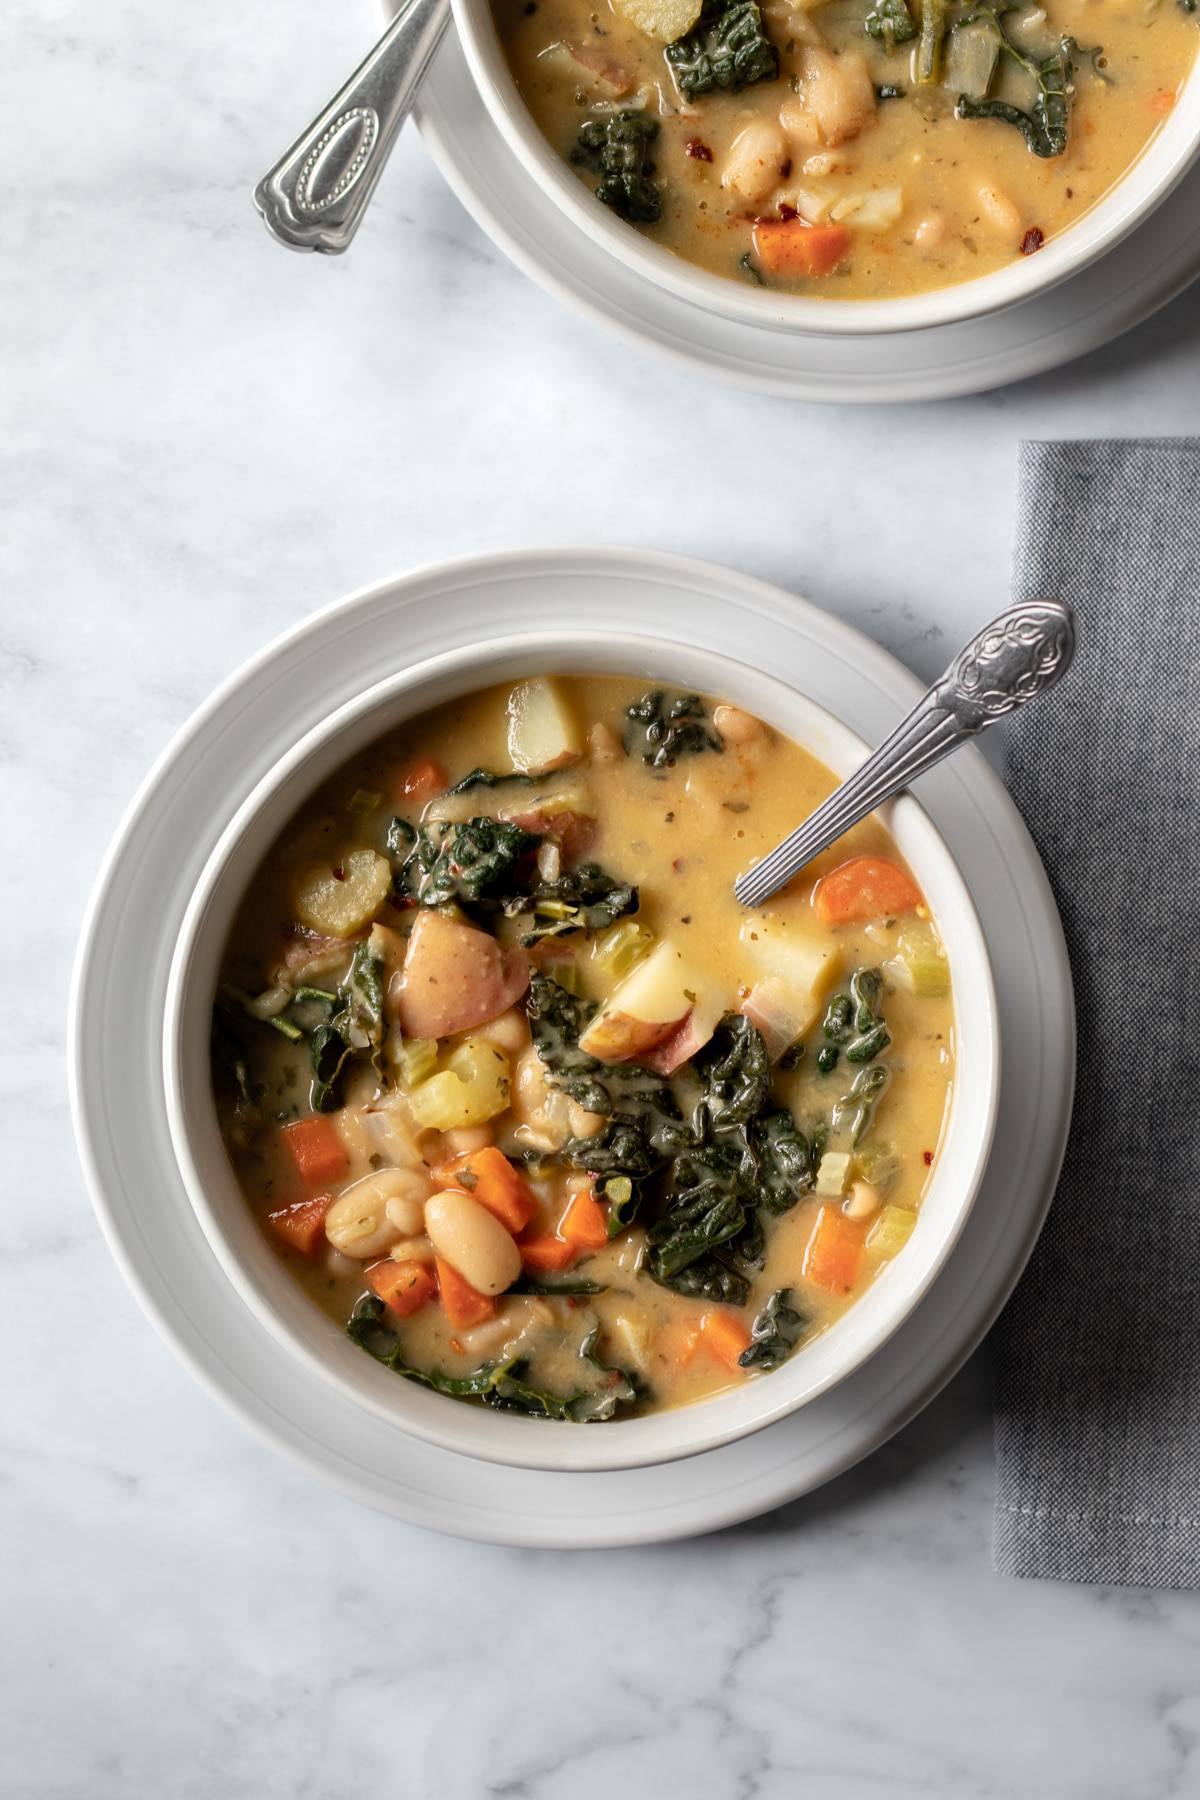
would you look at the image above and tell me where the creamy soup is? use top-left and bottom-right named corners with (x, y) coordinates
top-left (212, 677), bottom-right (955, 1422)
top-left (494, 0), bottom-right (1198, 298)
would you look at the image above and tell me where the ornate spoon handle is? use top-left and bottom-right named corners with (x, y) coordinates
top-left (734, 598), bottom-right (1076, 909)
top-left (253, 0), bottom-right (451, 255)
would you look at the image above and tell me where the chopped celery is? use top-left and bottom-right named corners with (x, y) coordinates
top-left (896, 924), bottom-right (950, 997)
top-left (408, 1041), bottom-right (511, 1129)
top-left (592, 920), bottom-right (656, 983)
top-left (396, 1037), bottom-right (439, 1087)
top-left (815, 1151), bottom-right (852, 1197)
top-left (346, 787), bottom-right (382, 821)
top-left (852, 1143), bottom-right (900, 1192)
top-left (866, 1204), bottom-right (918, 1258)
top-left (551, 958), bottom-right (583, 996)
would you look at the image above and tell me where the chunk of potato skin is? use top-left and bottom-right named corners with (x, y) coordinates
top-left (721, 120), bottom-right (790, 205)
top-left (800, 47), bottom-right (876, 146)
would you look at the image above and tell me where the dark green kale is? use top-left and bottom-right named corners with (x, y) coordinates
top-left (832, 1062), bottom-right (891, 1146)
top-left (347, 1297), bottom-right (638, 1421)
top-left (952, 12), bottom-right (1076, 156)
top-left (444, 767), bottom-right (537, 797)
top-left (749, 1109), bottom-right (814, 1214)
top-left (387, 814), bottom-right (538, 909)
top-left (646, 1141), bottom-right (751, 1279)
top-left (865, 0), bottom-right (917, 45)
top-left (504, 863), bottom-right (638, 946)
top-left (509, 1272), bottom-right (607, 1296)
top-left (309, 940), bottom-right (385, 1112)
top-left (526, 972), bottom-right (612, 1115)
top-left (665, 0), bottom-right (779, 103)
top-left (739, 1288), bottom-right (808, 1371)
top-left (623, 689), bottom-right (725, 768)
top-left (875, 82), bottom-right (906, 99)
top-left (571, 112), bottom-right (662, 224)
top-left (694, 1013), bottom-right (771, 1130)
top-left (820, 968), bottom-right (892, 1065)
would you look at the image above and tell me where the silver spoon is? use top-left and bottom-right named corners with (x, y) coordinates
top-left (254, 0), bottom-right (450, 254)
top-left (734, 597), bottom-right (1076, 909)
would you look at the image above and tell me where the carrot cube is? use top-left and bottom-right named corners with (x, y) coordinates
top-left (519, 1235), bottom-right (577, 1273)
top-left (266, 1195), bottom-right (333, 1258)
top-left (435, 1257), bottom-right (496, 1328)
top-left (438, 1146), bottom-right (534, 1234)
top-left (752, 219), bottom-right (851, 280)
top-left (700, 1309), bottom-right (753, 1372)
top-left (396, 757), bottom-right (447, 803)
top-left (281, 1116), bottom-right (348, 1186)
top-left (560, 1187), bottom-right (609, 1250)
top-left (368, 1257), bottom-right (438, 1318)
top-left (803, 1205), bottom-right (866, 1293)
top-left (814, 855), bottom-right (923, 926)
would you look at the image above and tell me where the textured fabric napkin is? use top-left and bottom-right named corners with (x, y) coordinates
top-left (994, 438), bottom-right (1200, 1589)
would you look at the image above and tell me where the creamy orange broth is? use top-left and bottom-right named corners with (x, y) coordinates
top-left (213, 677), bottom-right (955, 1420)
top-left (494, 0), bottom-right (1198, 299)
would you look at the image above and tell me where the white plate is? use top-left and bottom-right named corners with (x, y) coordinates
top-left (69, 548), bottom-right (1074, 1547)
top-left (408, 21), bottom-right (1200, 403)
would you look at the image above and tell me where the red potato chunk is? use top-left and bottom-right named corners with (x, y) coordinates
top-left (504, 807), bottom-right (597, 862)
top-left (580, 1009), bottom-right (687, 1063)
top-left (641, 1009), bottom-right (716, 1076)
top-left (396, 911), bottom-right (530, 1039)
top-left (567, 42), bottom-right (634, 95)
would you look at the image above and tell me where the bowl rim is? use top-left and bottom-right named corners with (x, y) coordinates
top-left (163, 625), bottom-right (1000, 1474)
top-left (449, 0), bottom-right (1200, 337)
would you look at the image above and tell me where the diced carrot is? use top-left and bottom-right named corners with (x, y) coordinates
top-left (752, 219), bottom-right (852, 280)
top-left (436, 1146), bottom-right (534, 1234)
top-left (700, 1308), bottom-right (753, 1372)
top-left (435, 1257), bottom-right (496, 1327)
top-left (814, 855), bottom-right (923, 926)
top-left (560, 1186), bottom-right (609, 1250)
top-left (396, 757), bottom-right (447, 803)
top-left (519, 1235), bottom-right (577, 1273)
top-left (281, 1115), bottom-right (348, 1186)
top-left (803, 1205), bottom-right (866, 1292)
top-left (368, 1257), bottom-right (438, 1318)
top-left (266, 1194), bottom-right (333, 1258)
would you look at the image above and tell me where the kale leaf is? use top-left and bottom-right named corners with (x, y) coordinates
top-left (694, 1013), bottom-right (771, 1130)
top-left (665, 0), bottom-right (780, 102)
top-left (387, 814), bottom-right (538, 909)
top-left (646, 1140), bottom-right (751, 1279)
top-left (739, 1288), bottom-right (808, 1371)
top-left (749, 1108), bottom-right (814, 1214)
top-left (623, 689), bottom-right (725, 768)
top-left (309, 940), bottom-right (385, 1112)
top-left (865, 0), bottom-right (917, 45)
top-left (571, 112), bottom-right (662, 224)
top-left (952, 12), bottom-right (1075, 157)
top-left (504, 862), bottom-right (639, 946)
top-left (526, 972), bottom-right (612, 1115)
top-left (444, 767), bottom-right (538, 797)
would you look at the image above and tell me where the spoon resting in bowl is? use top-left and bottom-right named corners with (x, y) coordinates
top-left (254, 0), bottom-right (450, 253)
top-left (735, 598), bottom-right (1076, 909)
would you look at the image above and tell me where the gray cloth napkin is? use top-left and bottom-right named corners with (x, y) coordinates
top-left (994, 437), bottom-right (1200, 1589)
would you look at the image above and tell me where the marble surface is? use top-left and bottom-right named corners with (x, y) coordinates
top-left (7, 2), bottom-right (1200, 1794)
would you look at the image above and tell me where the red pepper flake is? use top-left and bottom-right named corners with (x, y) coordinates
top-left (779, 159), bottom-right (793, 180)
top-left (332, 863), bottom-right (346, 881)
top-left (684, 138), bottom-right (713, 162)
top-left (671, 857), bottom-right (685, 873)
top-left (777, 202), bottom-right (799, 221)
top-left (923, 1150), bottom-right (934, 1166)
top-left (1020, 226), bottom-right (1045, 256)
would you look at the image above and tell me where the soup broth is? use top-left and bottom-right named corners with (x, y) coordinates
top-left (493, 0), bottom-right (1198, 299)
top-left (213, 676), bottom-right (955, 1422)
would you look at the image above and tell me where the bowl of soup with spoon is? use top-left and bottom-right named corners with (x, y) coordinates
top-left (165, 634), bottom-right (998, 1472)
top-left (448, 0), bottom-right (1200, 330)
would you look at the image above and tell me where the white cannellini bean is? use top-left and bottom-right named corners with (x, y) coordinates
top-left (440, 1123), bottom-right (494, 1157)
top-left (425, 1189), bottom-right (522, 1295)
top-left (913, 212), bottom-right (946, 249)
top-left (843, 1179), bottom-right (882, 1220)
top-left (325, 1168), bottom-right (432, 1259)
top-left (721, 120), bottom-right (789, 204)
top-left (713, 704), bottom-right (765, 745)
top-left (390, 1233), bottom-right (436, 1263)
top-left (478, 1006), bottom-right (532, 1056)
top-left (588, 721), bottom-right (622, 764)
top-left (976, 180), bottom-right (1021, 235)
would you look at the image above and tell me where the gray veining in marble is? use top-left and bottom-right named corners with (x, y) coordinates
top-left (5, 2), bottom-right (1200, 1795)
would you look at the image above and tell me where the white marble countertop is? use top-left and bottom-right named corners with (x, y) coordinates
top-left (7, 2), bottom-right (1200, 1794)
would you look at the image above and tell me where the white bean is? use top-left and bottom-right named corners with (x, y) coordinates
top-left (843, 1179), bottom-right (882, 1221)
top-left (440, 1124), bottom-right (494, 1157)
top-left (713, 704), bottom-right (765, 746)
top-left (721, 120), bottom-right (789, 205)
top-left (390, 1233), bottom-right (435, 1263)
top-left (325, 1168), bottom-right (432, 1259)
top-left (588, 721), bottom-right (622, 764)
top-left (477, 1006), bottom-right (532, 1056)
top-left (913, 212), bottom-right (946, 249)
top-left (976, 180), bottom-right (1021, 236)
top-left (425, 1189), bottom-right (522, 1295)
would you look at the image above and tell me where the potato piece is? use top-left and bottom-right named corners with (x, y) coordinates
top-left (396, 910), bottom-right (530, 1039)
top-left (613, 0), bottom-right (703, 42)
top-left (293, 849), bottom-right (391, 937)
top-left (738, 915), bottom-right (841, 1040)
top-left (506, 678), bottom-right (583, 776)
top-left (580, 940), bottom-right (723, 1064)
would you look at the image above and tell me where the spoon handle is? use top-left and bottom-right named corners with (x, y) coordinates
top-left (734, 597), bottom-right (1076, 909)
top-left (253, 0), bottom-right (451, 255)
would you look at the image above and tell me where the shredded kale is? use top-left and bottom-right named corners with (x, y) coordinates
top-left (387, 814), bottom-right (538, 910)
top-left (739, 1289), bottom-right (808, 1371)
top-left (571, 112), bottom-right (662, 224)
top-left (865, 0), bottom-right (917, 45)
top-left (504, 863), bottom-right (638, 946)
top-left (952, 11), bottom-right (1076, 156)
top-left (309, 940), bottom-right (385, 1112)
top-left (665, 0), bottom-right (780, 102)
top-left (624, 690), bottom-right (725, 768)
top-left (750, 1109), bottom-right (815, 1214)
top-left (444, 767), bottom-right (537, 796)
top-left (694, 1013), bottom-right (771, 1131)
top-left (525, 972), bottom-right (613, 1115)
